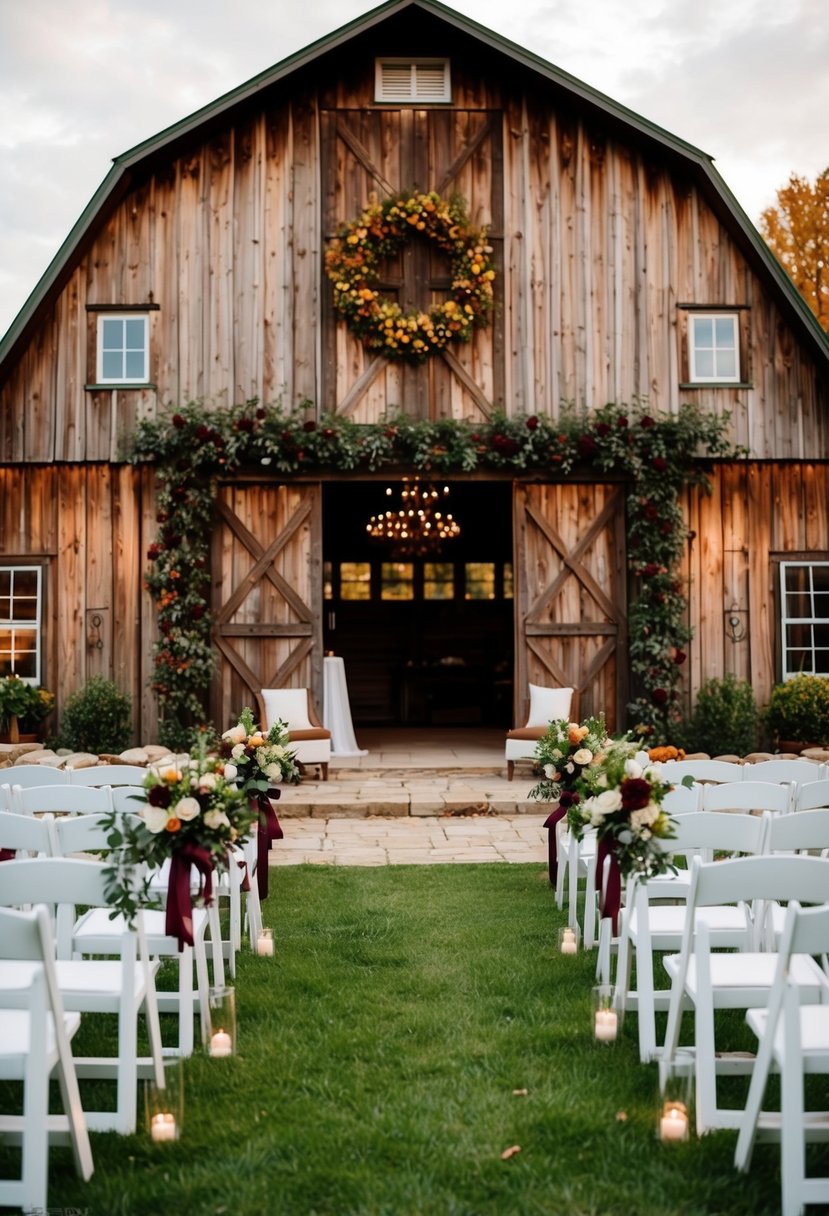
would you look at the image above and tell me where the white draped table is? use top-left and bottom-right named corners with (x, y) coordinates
top-left (322, 656), bottom-right (368, 757)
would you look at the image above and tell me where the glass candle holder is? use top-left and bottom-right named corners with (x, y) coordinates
top-left (592, 984), bottom-right (618, 1044)
top-left (207, 985), bottom-right (237, 1057)
top-left (558, 925), bottom-right (580, 954)
top-left (256, 927), bottom-right (274, 956)
top-left (658, 1055), bottom-right (693, 1143)
top-left (145, 1058), bottom-right (183, 1143)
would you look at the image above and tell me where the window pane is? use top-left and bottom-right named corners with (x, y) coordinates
top-left (812, 566), bottom-right (829, 592)
top-left (0, 571), bottom-right (11, 598)
top-left (786, 591), bottom-right (811, 618)
top-left (694, 348), bottom-right (714, 378)
top-left (424, 562), bottom-right (454, 601)
top-left (125, 318), bottom-right (145, 348)
top-left (340, 562), bottom-right (371, 601)
top-left (786, 623), bottom-right (812, 650)
top-left (101, 318), bottom-right (123, 350)
top-left (465, 562), bottom-right (495, 600)
top-left (714, 347), bottom-right (737, 379)
top-left (125, 350), bottom-right (145, 379)
top-left (785, 566), bottom-right (809, 594)
top-left (693, 317), bottom-right (713, 347)
top-left (381, 562), bottom-right (414, 601)
top-left (102, 350), bottom-right (123, 379)
top-left (323, 561), bottom-right (333, 601)
top-left (815, 649), bottom-right (829, 676)
top-left (503, 562), bottom-right (514, 599)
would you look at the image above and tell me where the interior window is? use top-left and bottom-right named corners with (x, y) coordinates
top-left (340, 562), bottom-right (372, 601)
top-left (424, 562), bottom-right (454, 601)
top-left (465, 562), bottom-right (496, 601)
top-left (381, 563), bottom-right (414, 601)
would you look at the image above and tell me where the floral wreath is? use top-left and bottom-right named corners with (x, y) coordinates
top-left (324, 190), bottom-right (495, 362)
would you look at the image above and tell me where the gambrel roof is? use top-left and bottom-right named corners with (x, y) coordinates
top-left (1, 0), bottom-right (827, 374)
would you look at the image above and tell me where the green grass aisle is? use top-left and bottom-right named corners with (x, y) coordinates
top-left (27, 865), bottom-right (788, 1215)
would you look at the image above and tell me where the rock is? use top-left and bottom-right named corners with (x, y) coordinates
top-left (119, 748), bottom-right (151, 765)
top-left (16, 750), bottom-right (63, 766)
top-left (144, 745), bottom-right (173, 762)
top-left (800, 747), bottom-right (829, 761)
top-left (712, 754), bottom-right (743, 763)
top-left (62, 752), bottom-right (100, 770)
top-left (743, 752), bottom-right (774, 763)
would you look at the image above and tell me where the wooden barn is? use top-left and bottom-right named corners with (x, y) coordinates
top-left (1, 0), bottom-right (828, 745)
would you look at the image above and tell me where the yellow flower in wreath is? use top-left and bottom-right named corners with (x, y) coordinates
top-left (324, 190), bottom-right (495, 363)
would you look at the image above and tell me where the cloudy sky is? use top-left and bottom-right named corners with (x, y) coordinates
top-left (1, 0), bottom-right (826, 338)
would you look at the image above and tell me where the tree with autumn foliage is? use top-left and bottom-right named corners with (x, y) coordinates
top-left (760, 169), bottom-right (829, 331)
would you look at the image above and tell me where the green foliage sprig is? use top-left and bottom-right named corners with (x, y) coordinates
top-left (130, 397), bottom-right (737, 745)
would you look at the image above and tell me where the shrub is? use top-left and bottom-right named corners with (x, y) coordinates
top-left (678, 674), bottom-right (758, 757)
top-left (765, 674), bottom-right (829, 746)
top-left (54, 677), bottom-right (133, 754)
top-left (0, 676), bottom-right (54, 735)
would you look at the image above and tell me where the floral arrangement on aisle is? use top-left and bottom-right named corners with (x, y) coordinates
top-left (102, 743), bottom-right (256, 945)
top-left (218, 707), bottom-right (301, 898)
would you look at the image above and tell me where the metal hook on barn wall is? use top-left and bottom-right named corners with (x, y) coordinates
top-left (725, 603), bottom-right (747, 643)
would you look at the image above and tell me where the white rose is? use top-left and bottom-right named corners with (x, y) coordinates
top-left (265, 763), bottom-right (284, 783)
top-left (197, 772), bottom-right (218, 792)
top-left (223, 763), bottom-right (238, 781)
top-left (175, 796), bottom-right (201, 821)
top-left (634, 750), bottom-right (651, 770)
top-left (624, 758), bottom-right (643, 779)
top-left (596, 773), bottom-right (608, 788)
top-left (203, 809), bottom-right (230, 831)
top-left (642, 763), bottom-right (661, 783)
top-left (595, 789), bottom-right (623, 813)
top-left (543, 764), bottom-right (557, 780)
top-left (231, 743), bottom-right (245, 759)
top-left (222, 724), bottom-right (247, 745)
top-left (582, 796), bottom-right (606, 827)
top-left (143, 805), bottom-right (170, 834)
top-left (573, 748), bottom-right (593, 766)
top-left (630, 803), bottom-right (660, 831)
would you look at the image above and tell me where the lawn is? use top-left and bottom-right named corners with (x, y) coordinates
top-left (4, 863), bottom-right (805, 1215)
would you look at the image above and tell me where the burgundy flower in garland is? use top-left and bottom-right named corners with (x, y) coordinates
top-left (620, 777), bottom-right (652, 811)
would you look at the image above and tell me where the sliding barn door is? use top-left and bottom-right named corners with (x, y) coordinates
top-left (210, 481), bottom-right (323, 729)
top-left (513, 482), bottom-right (628, 730)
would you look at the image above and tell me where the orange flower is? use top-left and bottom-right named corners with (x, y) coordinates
top-left (165, 817), bottom-right (182, 833)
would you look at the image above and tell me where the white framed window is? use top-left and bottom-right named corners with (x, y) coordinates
top-left (0, 566), bottom-right (42, 682)
top-left (374, 58), bottom-right (451, 103)
top-left (779, 561), bottom-right (829, 679)
top-left (96, 313), bottom-right (149, 384)
top-left (688, 313), bottom-right (740, 383)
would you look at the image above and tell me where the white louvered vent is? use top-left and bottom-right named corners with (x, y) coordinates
top-left (375, 59), bottom-right (451, 103)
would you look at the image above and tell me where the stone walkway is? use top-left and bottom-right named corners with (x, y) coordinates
top-left (269, 813), bottom-right (549, 867)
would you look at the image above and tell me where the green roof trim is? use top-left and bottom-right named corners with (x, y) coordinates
top-left (2, 0), bottom-right (827, 371)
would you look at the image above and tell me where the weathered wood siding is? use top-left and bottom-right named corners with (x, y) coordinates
top-left (1, 33), bottom-right (825, 460)
top-left (0, 464), bottom-right (157, 740)
top-left (682, 462), bottom-right (829, 716)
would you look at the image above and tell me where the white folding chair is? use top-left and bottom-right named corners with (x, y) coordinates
top-left (758, 808), bottom-right (829, 949)
top-left (0, 810), bottom-right (55, 858)
top-left (111, 785), bottom-right (148, 813)
top-left (702, 779), bottom-right (795, 817)
top-left (660, 854), bottom-right (829, 1134)
top-left (0, 904), bottom-right (93, 1213)
top-left (68, 764), bottom-right (149, 786)
top-left (614, 811), bottom-right (769, 1062)
top-left (11, 783), bottom-right (114, 818)
top-left (50, 814), bottom-right (214, 1059)
top-left (0, 857), bottom-right (164, 1133)
top-left (662, 759), bottom-right (746, 783)
top-left (735, 901), bottom-right (829, 1215)
top-left (0, 765), bottom-right (69, 788)
top-left (748, 758), bottom-right (826, 786)
top-left (796, 778), bottom-right (829, 812)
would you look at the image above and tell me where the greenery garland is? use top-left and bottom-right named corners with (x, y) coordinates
top-left (131, 399), bottom-right (737, 750)
top-left (324, 191), bottom-right (495, 362)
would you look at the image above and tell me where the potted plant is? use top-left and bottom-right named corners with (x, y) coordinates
top-left (765, 674), bottom-right (829, 751)
top-left (0, 676), bottom-right (54, 743)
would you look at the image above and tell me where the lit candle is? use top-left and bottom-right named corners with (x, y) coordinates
top-left (560, 928), bottom-right (578, 955)
top-left (209, 1028), bottom-right (233, 1057)
top-left (594, 1009), bottom-right (618, 1042)
top-left (257, 929), bottom-right (274, 957)
top-left (151, 1112), bottom-right (177, 1142)
top-left (659, 1103), bottom-right (689, 1142)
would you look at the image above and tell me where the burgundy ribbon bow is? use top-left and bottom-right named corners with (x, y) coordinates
top-left (543, 804), bottom-right (567, 886)
top-left (0, 849), bottom-right (14, 862)
top-left (166, 842), bottom-right (214, 949)
top-left (254, 789), bottom-right (283, 900)
top-left (595, 836), bottom-right (623, 935)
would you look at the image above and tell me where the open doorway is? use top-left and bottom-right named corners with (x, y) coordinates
top-left (323, 480), bottom-right (513, 727)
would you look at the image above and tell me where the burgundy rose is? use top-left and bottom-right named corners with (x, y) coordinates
top-left (172, 414), bottom-right (186, 429)
top-left (195, 424), bottom-right (211, 441)
top-left (617, 415), bottom-right (628, 428)
top-left (156, 511), bottom-right (169, 524)
top-left (147, 785), bottom-right (172, 808)
top-left (596, 422), bottom-right (611, 438)
top-left (323, 428), bottom-right (336, 438)
top-left (673, 649), bottom-right (687, 665)
top-left (620, 777), bottom-right (652, 811)
top-left (651, 688), bottom-right (669, 705)
top-left (660, 521), bottom-right (674, 536)
top-left (191, 604), bottom-right (206, 620)
top-left (642, 563), bottom-right (661, 578)
top-left (235, 417), bottom-right (255, 433)
top-left (577, 435), bottom-right (598, 458)
top-left (525, 415), bottom-right (539, 431)
top-left (644, 504), bottom-right (659, 521)
top-left (559, 789), bottom-right (581, 807)
top-left (147, 543), bottom-right (162, 561)
top-left (256, 408), bottom-right (267, 420)
top-left (652, 456), bottom-right (668, 472)
top-left (303, 420), bottom-right (317, 433)
top-left (640, 415), bottom-right (656, 429)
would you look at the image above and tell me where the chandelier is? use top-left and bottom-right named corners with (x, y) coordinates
top-left (366, 478), bottom-right (461, 557)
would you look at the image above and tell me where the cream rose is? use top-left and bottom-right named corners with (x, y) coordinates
top-left (265, 763), bottom-right (284, 783)
top-left (197, 772), bottom-right (218, 792)
top-left (543, 764), bottom-right (558, 780)
top-left (222, 724), bottom-right (247, 745)
top-left (143, 804), bottom-right (170, 834)
top-left (624, 758), bottom-right (643, 779)
top-left (222, 762), bottom-right (238, 782)
top-left (231, 743), bottom-right (245, 760)
top-left (175, 796), bottom-right (201, 821)
top-left (572, 748), bottom-right (593, 766)
top-left (630, 803), bottom-right (660, 831)
top-left (203, 809), bottom-right (230, 831)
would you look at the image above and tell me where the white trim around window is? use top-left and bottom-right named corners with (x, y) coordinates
top-left (779, 561), bottom-right (829, 680)
top-left (688, 312), bottom-right (740, 383)
top-left (96, 313), bottom-right (150, 384)
top-left (374, 58), bottom-right (451, 103)
top-left (0, 565), bottom-right (43, 683)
